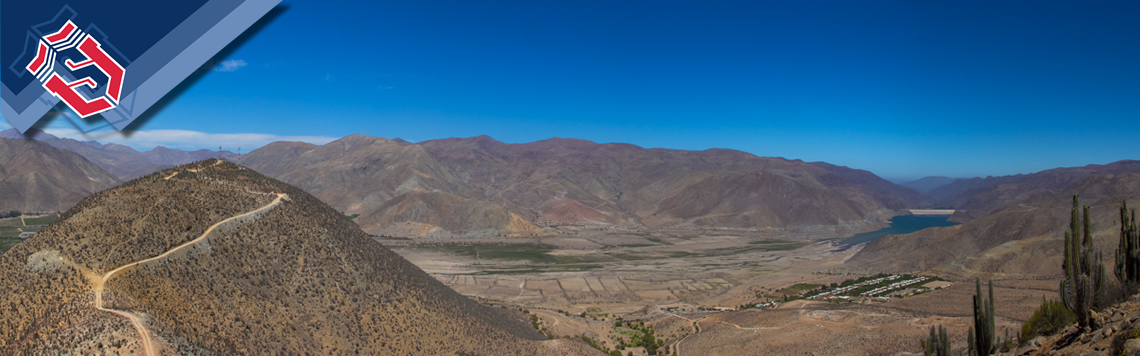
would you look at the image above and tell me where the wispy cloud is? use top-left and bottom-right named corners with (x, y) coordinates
top-left (213, 59), bottom-right (248, 72)
top-left (41, 128), bottom-right (338, 152)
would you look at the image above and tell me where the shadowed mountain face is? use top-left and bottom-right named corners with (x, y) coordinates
top-left (0, 138), bottom-right (119, 214)
top-left (924, 175), bottom-right (1026, 206)
top-left (0, 160), bottom-right (596, 355)
top-left (937, 160), bottom-right (1140, 222)
top-left (900, 176), bottom-right (958, 195)
top-left (848, 173), bottom-right (1140, 280)
top-left (0, 129), bottom-right (238, 181)
top-left (240, 135), bottom-right (928, 237)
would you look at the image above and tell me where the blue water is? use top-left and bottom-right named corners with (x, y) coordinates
top-left (836, 215), bottom-right (959, 248)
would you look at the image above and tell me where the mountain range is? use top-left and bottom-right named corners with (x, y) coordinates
top-left (0, 160), bottom-right (596, 354)
top-left (899, 176), bottom-right (958, 195)
top-left (238, 134), bottom-right (932, 237)
top-left (6, 129), bottom-right (1139, 239)
top-left (848, 171), bottom-right (1140, 279)
top-left (0, 139), bottom-right (118, 214)
top-left (0, 129), bottom-right (237, 181)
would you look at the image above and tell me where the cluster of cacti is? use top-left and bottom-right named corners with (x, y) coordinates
top-left (1060, 195), bottom-right (1107, 330)
top-left (924, 325), bottom-right (951, 356)
top-left (968, 277), bottom-right (996, 356)
top-left (1116, 201), bottom-right (1140, 286)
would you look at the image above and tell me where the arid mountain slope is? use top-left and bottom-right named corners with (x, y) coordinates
top-left (0, 160), bottom-right (596, 355)
top-left (848, 173), bottom-right (1140, 280)
top-left (360, 190), bottom-right (547, 237)
top-left (807, 161), bottom-right (933, 209)
top-left (0, 138), bottom-right (118, 214)
top-left (924, 175), bottom-right (1026, 204)
top-left (238, 135), bottom-right (479, 218)
top-left (933, 160), bottom-right (1140, 222)
top-left (0, 129), bottom-right (237, 180)
top-left (241, 134), bottom-right (928, 236)
top-left (900, 176), bottom-right (958, 195)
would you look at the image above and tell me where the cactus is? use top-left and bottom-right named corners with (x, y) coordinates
top-left (1060, 195), bottom-right (1106, 330)
top-left (1116, 201), bottom-right (1140, 286)
top-left (924, 324), bottom-right (951, 356)
top-left (968, 277), bottom-right (996, 355)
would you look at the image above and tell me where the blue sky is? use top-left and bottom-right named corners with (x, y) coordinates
top-left (22, 0), bottom-right (1140, 181)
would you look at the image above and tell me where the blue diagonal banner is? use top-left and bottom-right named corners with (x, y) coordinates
top-left (1, 0), bottom-right (280, 133)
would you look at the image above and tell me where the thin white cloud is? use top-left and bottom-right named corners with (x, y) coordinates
top-left (213, 59), bottom-right (248, 72)
top-left (41, 128), bottom-right (337, 152)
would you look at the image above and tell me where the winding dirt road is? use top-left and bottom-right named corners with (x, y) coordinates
top-left (93, 192), bottom-right (287, 356)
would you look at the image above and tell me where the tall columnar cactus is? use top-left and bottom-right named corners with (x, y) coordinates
top-left (968, 278), bottom-right (996, 356)
top-left (924, 324), bottom-right (951, 356)
top-left (1117, 201), bottom-right (1140, 286)
top-left (1060, 195), bottom-right (1107, 329)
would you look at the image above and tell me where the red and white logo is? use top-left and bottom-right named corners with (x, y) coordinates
top-left (25, 20), bottom-right (126, 118)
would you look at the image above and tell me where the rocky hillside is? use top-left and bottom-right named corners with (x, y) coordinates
top-left (929, 160), bottom-right (1140, 222)
top-left (1020, 295), bottom-right (1140, 356)
top-left (0, 138), bottom-right (119, 214)
top-left (848, 174), bottom-right (1140, 280)
top-left (241, 134), bottom-right (929, 237)
top-left (0, 160), bottom-right (597, 355)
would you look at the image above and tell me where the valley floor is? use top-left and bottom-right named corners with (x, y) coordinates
top-left (382, 230), bottom-right (1058, 355)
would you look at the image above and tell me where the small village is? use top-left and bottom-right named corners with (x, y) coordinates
top-left (805, 274), bottom-right (950, 302)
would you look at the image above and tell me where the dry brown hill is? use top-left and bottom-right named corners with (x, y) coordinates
top-left (241, 134), bottom-right (928, 237)
top-left (0, 159), bottom-right (598, 355)
top-left (848, 173), bottom-right (1140, 280)
top-left (936, 160), bottom-right (1140, 222)
top-left (360, 190), bottom-right (547, 237)
top-left (0, 138), bottom-right (119, 214)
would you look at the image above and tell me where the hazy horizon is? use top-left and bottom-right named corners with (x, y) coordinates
top-left (8, 0), bottom-right (1140, 183)
top-left (5, 124), bottom-right (1131, 183)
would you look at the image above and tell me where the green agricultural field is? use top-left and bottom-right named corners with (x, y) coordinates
top-left (607, 252), bottom-right (660, 261)
top-left (0, 218), bottom-right (21, 228)
top-left (785, 283), bottom-right (822, 292)
top-left (433, 243), bottom-right (586, 264)
top-left (22, 215), bottom-right (58, 226)
top-left (0, 238), bottom-right (21, 254)
top-left (476, 264), bottom-right (603, 275)
top-left (745, 239), bottom-right (807, 251)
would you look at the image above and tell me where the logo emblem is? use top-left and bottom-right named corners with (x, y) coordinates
top-left (26, 20), bottom-right (126, 118)
top-left (2, 1), bottom-right (280, 133)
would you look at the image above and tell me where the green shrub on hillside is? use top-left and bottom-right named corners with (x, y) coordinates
top-left (1020, 297), bottom-right (1076, 343)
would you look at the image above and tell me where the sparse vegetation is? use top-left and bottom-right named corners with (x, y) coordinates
top-left (612, 320), bottom-right (660, 355)
top-left (1060, 195), bottom-right (1107, 330)
top-left (1117, 201), bottom-right (1139, 289)
top-left (922, 325), bottom-right (950, 356)
top-left (1020, 297), bottom-right (1076, 343)
top-left (968, 278), bottom-right (996, 356)
top-left (0, 160), bottom-right (588, 355)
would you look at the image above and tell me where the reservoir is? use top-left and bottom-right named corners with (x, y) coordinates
top-left (836, 214), bottom-right (959, 248)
